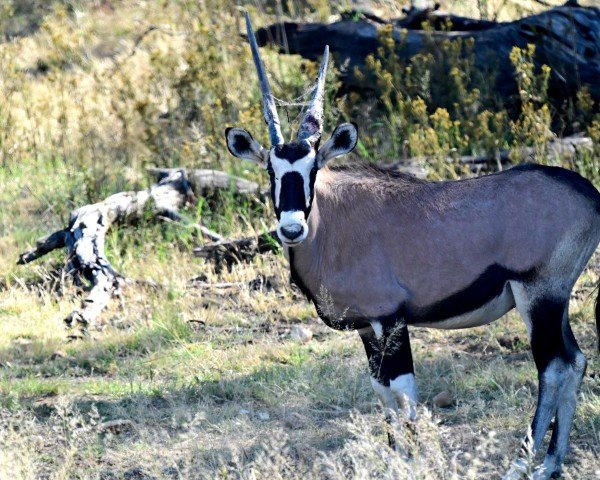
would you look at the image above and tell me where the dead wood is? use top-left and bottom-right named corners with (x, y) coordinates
top-left (256, 3), bottom-right (600, 114)
top-left (147, 168), bottom-right (265, 197)
top-left (383, 134), bottom-right (593, 177)
top-left (17, 168), bottom-right (260, 337)
top-left (193, 231), bottom-right (280, 272)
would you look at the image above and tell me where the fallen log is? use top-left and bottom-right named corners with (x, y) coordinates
top-left (256, 3), bottom-right (600, 114)
top-left (381, 134), bottom-right (594, 177)
top-left (17, 168), bottom-right (260, 337)
top-left (147, 168), bottom-right (265, 196)
top-left (193, 231), bottom-right (280, 272)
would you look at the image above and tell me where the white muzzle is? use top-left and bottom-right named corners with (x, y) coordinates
top-left (277, 210), bottom-right (308, 246)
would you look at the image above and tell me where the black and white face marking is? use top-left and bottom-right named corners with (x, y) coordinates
top-left (225, 123), bottom-right (358, 247)
top-left (267, 140), bottom-right (317, 246)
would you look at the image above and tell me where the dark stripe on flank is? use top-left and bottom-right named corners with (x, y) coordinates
top-left (405, 264), bottom-right (536, 324)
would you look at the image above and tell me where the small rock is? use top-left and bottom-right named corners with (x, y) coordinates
top-left (257, 411), bottom-right (270, 421)
top-left (50, 350), bottom-right (69, 360)
top-left (432, 390), bottom-right (454, 408)
top-left (98, 419), bottom-right (136, 435)
top-left (239, 408), bottom-right (250, 415)
top-left (290, 325), bottom-right (313, 344)
top-left (284, 412), bottom-right (306, 430)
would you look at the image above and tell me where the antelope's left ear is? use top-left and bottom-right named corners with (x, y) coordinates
top-left (316, 122), bottom-right (358, 168)
top-left (225, 127), bottom-right (268, 168)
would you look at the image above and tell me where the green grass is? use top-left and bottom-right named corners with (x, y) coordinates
top-left (1, 137), bottom-right (598, 480)
top-left (0, 0), bottom-right (599, 478)
top-left (1, 267), bottom-right (598, 477)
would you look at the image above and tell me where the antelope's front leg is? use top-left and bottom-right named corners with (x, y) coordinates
top-left (359, 319), bottom-right (419, 442)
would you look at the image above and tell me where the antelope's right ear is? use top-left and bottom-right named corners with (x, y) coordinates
top-left (225, 127), bottom-right (268, 168)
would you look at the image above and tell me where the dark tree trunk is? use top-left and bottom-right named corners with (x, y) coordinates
top-left (256, 4), bottom-right (600, 113)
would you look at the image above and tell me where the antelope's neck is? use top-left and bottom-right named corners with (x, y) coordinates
top-left (285, 172), bottom-right (337, 311)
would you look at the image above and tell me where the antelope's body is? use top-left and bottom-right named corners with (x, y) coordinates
top-left (290, 164), bottom-right (600, 330)
top-left (226, 14), bottom-right (600, 479)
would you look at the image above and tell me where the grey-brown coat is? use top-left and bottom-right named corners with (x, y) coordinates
top-left (226, 13), bottom-right (600, 480)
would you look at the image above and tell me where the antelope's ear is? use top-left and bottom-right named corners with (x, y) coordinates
top-left (316, 122), bottom-right (358, 168)
top-left (225, 127), bottom-right (268, 168)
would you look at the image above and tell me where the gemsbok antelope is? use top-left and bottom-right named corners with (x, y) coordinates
top-left (225, 13), bottom-right (600, 479)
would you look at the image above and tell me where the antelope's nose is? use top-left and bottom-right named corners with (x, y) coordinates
top-left (280, 224), bottom-right (303, 241)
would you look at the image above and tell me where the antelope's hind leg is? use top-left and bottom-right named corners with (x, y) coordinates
top-left (508, 288), bottom-right (587, 479)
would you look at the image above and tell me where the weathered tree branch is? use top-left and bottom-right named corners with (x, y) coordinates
top-left (257, 4), bottom-right (600, 114)
top-left (17, 168), bottom-right (261, 337)
top-left (193, 231), bottom-right (280, 272)
top-left (384, 134), bottom-right (594, 177)
top-left (147, 168), bottom-right (266, 196)
top-left (18, 229), bottom-right (68, 265)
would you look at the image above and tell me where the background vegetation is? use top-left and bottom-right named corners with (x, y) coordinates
top-left (0, 1), bottom-right (598, 478)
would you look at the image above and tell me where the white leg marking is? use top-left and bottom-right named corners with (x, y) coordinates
top-left (533, 455), bottom-right (558, 480)
top-left (504, 360), bottom-right (565, 480)
top-left (531, 359), bottom-right (563, 449)
top-left (390, 373), bottom-right (419, 421)
top-left (503, 457), bottom-right (531, 480)
top-left (370, 377), bottom-right (397, 411)
top-left (371, 321), bottom-right (383, 340)
top-left (507, 355), bottom-right (585, 480)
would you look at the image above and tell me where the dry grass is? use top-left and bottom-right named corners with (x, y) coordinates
top-left (1, 1), bottom-right (599, 479)
top-left (1, 240), bottom-right (599, 478)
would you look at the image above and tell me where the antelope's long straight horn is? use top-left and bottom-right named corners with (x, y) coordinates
top-left (298, 45), bottom-right (329, 144)
top-left (245, 12), bottom-right (284, 146)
